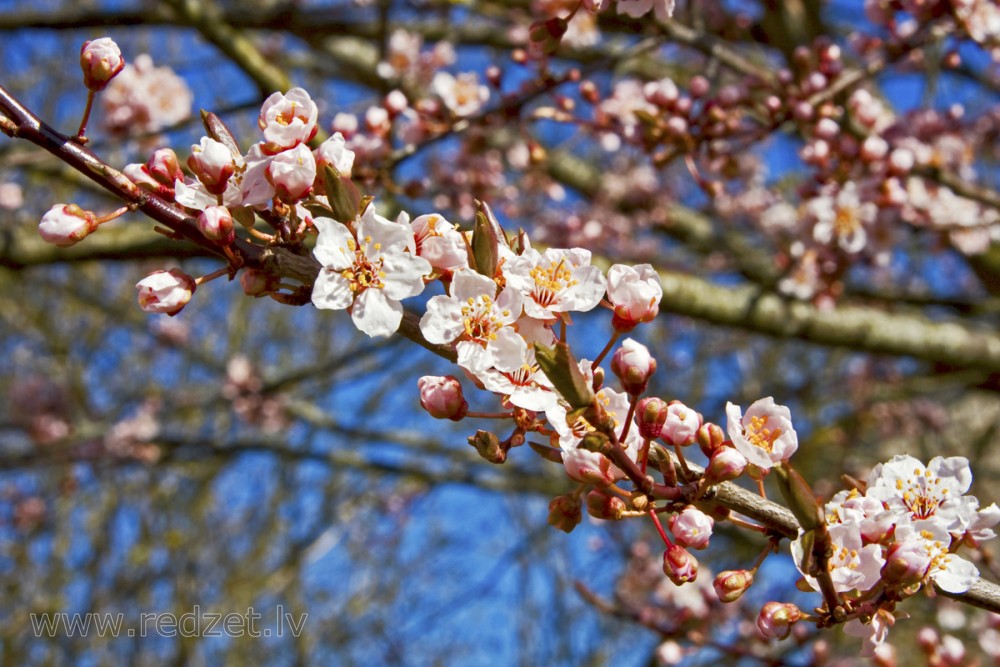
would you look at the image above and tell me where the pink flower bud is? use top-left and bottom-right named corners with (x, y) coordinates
top-left (38, 204), bottom-right (99, 247)
top-left (661, 401), bottom-right (700, 446)
top-left (80, 37), bottom-right (124, 92)
top-left (240, 268), bottom-right (280, 296)
top-left (417, 375), bottom-right (468, 421)
top-left (586, 489), bottom-right (626, 520)
top-left (696, 422), bottom-right (725, 457)
top-left (757, 601), bottom-right (801, 640)
top-left (548, 493), bottom-right (583, 533)
top-left (135, 268), bottom-right (196, 316)
top-left (147, 148), bottom-right (184, 185)
top-left (123, 163), bottom-right (161, 192)
top-left (267, 144), bottom-right (316, 201)
top-left (704, 446), bottom-right (748, 485)
top-left (313, 132), bottom-right (355, 178)
top-left (611, 338), bottom-right (656, 396)
top-left (668, 506), bottom-right (714, 550)
top-left (713, 569), bottom-right (754, 602)
top-left (197, 206), bottom-right (235, 246)
top-left (635, 397), bottom-right (668, 440)
top-left (384, 89), bottom-right (409, 116)
top-left (187, 137), bottom-right (235, 195)
top-left (607, 263), bottom-right (662, 332)
top-left (662, 544), bottom-right (698, 585)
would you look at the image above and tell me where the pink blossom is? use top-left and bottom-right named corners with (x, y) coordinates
top-left (662, 544), bottom-right (698, 585)
top-left (502, 247), bottom-right (607, 320)
top-left (616, 0), bottom-right (675, 22)
top-left (311, 205), bottom-right (431, 337)
top-left (419, 268), bottom-right (524, 375)
top-left (607, 263), bottom-right (662, 331)
top-left (432, 71), bottom-right (490, 117)
top-left (410, 213), bottom-right (469, 274)
top-left (267, 144), bottom-right (317, 201)
top-left (101, 54), bottom-right (192, 135)
top-left (661, 401), bottom-right (700, 445)
top-left (756, 601), bottom-right (801, 640)
top-left (669, 506), bottom-right (713, 550)
top-left (258, 87), bottom-right (319, 153)
top-left (725, 397), bottom-right (798, 470)
top-left (187, 137), bottom-right (236, 195)
top-left (135, 268), bottom-right (196, 316)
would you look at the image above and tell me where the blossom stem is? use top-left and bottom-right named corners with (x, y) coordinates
top-left (466, 411), bottom-right (515, 419)
top-left (195, 266), bottom-right (230, 286)
top-left (672, 442), bottom-right (692, 480)
top-left (647, 508), bottom-right (673, 547)
top-left (592, 331), bottom-right (620, 367)
top-left (639, 437), bottom-right (651, 474)
top-left (74, 91), bottom-right (95, 143)
top-left (247, 227), bottom-right (276, 242)
top-left (95, 205), bottom-right (131, 225)
top-left (725, 515), bottom-right (768, 534)
top-left (619, 395), bottom-right (637, 443)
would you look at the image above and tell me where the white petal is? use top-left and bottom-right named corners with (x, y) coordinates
top-left (351, 289), bottom-right (403, 337)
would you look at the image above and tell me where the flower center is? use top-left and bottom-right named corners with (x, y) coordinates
top-left (340, 236), bottom-right (385, 293)
top-left (460, 294), bottom-right (509, 343)
top-left (744, 415), bottom-right (782, 452)
top-left (529, 258), bottom-right (576, 308)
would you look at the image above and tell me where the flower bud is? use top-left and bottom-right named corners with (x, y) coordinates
top-left (586, 489), bottom-right (626, 520)
top-left (661, 401), bottom-right (700, 446)
top-left (668, 506), bottom-right (714, 550)
top-left (548, 493), bottom-right (583, 533)
top-left (313, 132), bottom-right (355, 179)
top-left (147, 148), bottom-right (184, 185)
top-left (197, 206), bottom-right (236, 246)
top-left (611, 338), bottom-right (656, 396)
top-left (135, 268), bottom-right (196, 316)
top-left (713, 569), bottom-right (754, 602)
top-left (38, 204), bottom-right (99, 247)
top-left (258, 87), bottom-right (319, 152)
top-left (756, 601), bottom-right (801, 640)
top-left (240, 268), bottom-right (281, 296)
top-left (468, 430), bottom-right (505, 464)
top-left (267, 143), bottom-right (317, 201)
top-left (696, 422), bottom-right (725, 457)
top-left (188, 137), bottom-right (235, 195)
top-left (80, 37), bottom-right (124, 92)
top-left (418, 376), bottom-right (468, 421)
top-left (635, 397), bottom-right (668, 440)
top-left (662, 544), bottom-right (698, 585)
top-left (704, 446), bottom-right (748, 485)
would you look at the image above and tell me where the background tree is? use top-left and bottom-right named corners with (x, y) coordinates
top-left (2, 0), bottom-right (1000, 664)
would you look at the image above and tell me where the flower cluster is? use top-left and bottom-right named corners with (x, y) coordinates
top-left (791, 454), bottom-right (999, 653)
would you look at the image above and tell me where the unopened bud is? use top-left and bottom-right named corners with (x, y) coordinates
top-left (756, 601), bottom-right (801, 640)
top-left (80, 37), bottom-right (124, 92)
top-left (696, 422), bottom-right (725, 457)
top-left (188, 137), bottom-right (235, 195)
top-left (418, 375), bottom-right (468, 421)
top-left (38, 204), bottom-right (99, 247)
top-left (610, 338), bottom-right (656, 396)
top-left (267, 143), bottom-right (316, 201)
top-left (135, 268), bottom-right (196, 316)
top-left (468, 430), bottom-right (505, 464)
top-left (586, 490), bottom-right (625, 520)
top-left (713, 569), bottom-right (754, 602)
top-left (662, 544), bottom-right (698, 585)
top-left (635, 397), bottom-right (668, 440)
top-left (147, 148), bottom-right (184, 185)
top-left (704, 446), bottom-right (748, 485)
top-left (548, 493), bottom-right (583, 533)
top-left (197, 206), bottom-right (236, 246)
